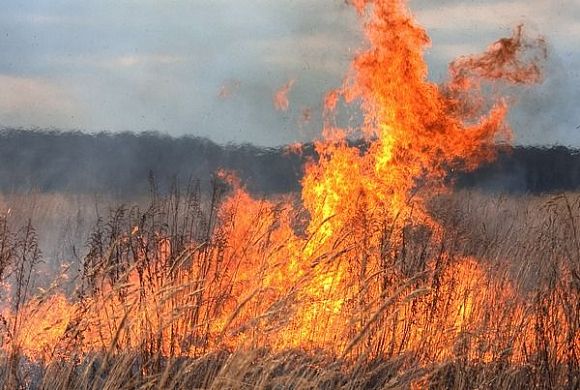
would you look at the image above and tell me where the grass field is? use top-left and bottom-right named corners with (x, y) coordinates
top-left (0, 0), bottom-right (575, 388)
top-left (0, 186), bottom-right (577, 389)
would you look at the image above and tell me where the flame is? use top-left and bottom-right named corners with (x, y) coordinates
top-left (218, 79), bottom-right (241, 99)
top-left (3, 0), bottom-right (575, 374)
top-left (274, 79), bottom-right (296, 111)
top-left (1, 295), bottom-right (73, 360)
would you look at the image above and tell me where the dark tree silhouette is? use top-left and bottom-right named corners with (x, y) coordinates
top-left (0, 129), bottom-right (578, 196)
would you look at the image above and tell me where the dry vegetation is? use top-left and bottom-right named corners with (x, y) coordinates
top-left (0, 184), bottom-right (577, 389)
top-left (0, 1), bottom-right (576, 388)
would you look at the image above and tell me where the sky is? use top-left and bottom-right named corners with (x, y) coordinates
top-left (0, 0), bottom-right (579, 146)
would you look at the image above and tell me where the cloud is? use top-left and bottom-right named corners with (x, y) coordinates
top-left (413, 0), bottom-right (580, 41)
top-left (0, 75), bottom-right (83, 129)
top-left (248, 32), bottom-right (355, 77)
top-left (48, 53), bottom-right (187, 73)
top-left (0, 0), bottom-right (578, 146)
top-left (23, 14), bottom-right (65, 25)
top-left (102, 54), bottom-right (185, 69)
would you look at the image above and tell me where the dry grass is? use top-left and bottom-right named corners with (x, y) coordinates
top-left (0, 186), bottom-right (578, 389)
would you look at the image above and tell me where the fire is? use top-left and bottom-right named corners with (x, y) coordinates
top-left (3, 0), bottom-right (576, 379)
top-left (1, 295), bottom-right (73, 361)
top-left (274, 79), bottom-right (295, 112)
top-left (305, 1), bottom-right (545, 245)
top-left (218, 79), bottom-right (241, 100)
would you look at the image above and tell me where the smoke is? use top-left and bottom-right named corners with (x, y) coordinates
top-left (2, 1), bottom-right (578, 146)
top-left (410, 0), bottom-right (580, 147)
top-left (0, 129), bottom-right (307, 196)
top-left (511, 52), bottom-right (580, 146)
top-left (0, 0), bottom-right (360, 146)
top-left (1, 129), bottom-right (579, 198)
top-left (1, 127), bottom-right (580, 289)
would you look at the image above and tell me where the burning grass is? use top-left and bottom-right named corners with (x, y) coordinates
top-left (0, 0), bottom-right (577, 388)
top-left (0, 186), bottom-right (578, 389)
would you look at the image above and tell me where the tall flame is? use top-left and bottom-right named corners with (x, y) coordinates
top-left (3, 0), bottom-right (572, 377)
top-left (305, 0), bottom-right (546, 244)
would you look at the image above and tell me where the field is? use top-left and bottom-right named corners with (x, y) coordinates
top-left (0, 187), bottom-right (577, 389)
top-left (1, 0), bottom-right (578, 388)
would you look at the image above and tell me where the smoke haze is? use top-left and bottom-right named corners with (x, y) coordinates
top-left (0, 0), bottom-right (578, 146)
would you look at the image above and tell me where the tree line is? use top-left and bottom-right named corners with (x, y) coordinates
top-left (0, 129), bottom-right (578, 196)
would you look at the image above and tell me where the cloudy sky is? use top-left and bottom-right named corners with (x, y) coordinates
top-left (0, 0), bottom-right (579, 146)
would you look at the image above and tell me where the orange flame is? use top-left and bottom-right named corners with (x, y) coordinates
top-left (274, 79), bottom-right (296, 111)
top-left (3, 0), bottom-right (571, 372)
